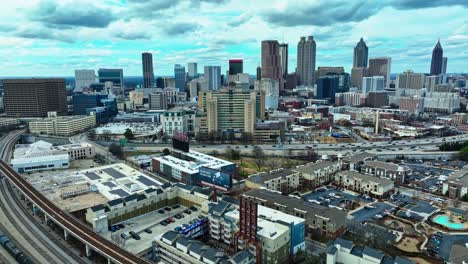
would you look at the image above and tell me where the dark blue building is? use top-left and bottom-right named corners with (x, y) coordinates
top-left (73, 94), bottom-right (117, 124)
top-left (316, 75), bottom-right (339, 103)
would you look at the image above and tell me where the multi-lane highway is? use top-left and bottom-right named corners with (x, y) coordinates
top-left (0, 131), bottom-right (150, 264)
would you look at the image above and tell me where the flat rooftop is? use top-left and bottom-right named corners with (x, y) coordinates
top-left (95, 122), bottom-right (161, 135)
top-left (339, 170), bottom-right (394, 186)
top-left (154, 149), bottom-right (234, 174)
top-left (248, 168), bottom-right (298, 185)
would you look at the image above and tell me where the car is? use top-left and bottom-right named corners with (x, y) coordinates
top-left (164, 207), bottom-right (172, 212)
top-left (118, 224), bottom-right (125, 229)
top-left (244, 145), bottom-right (248, 148)
top-left (158, 209), bottom-right (165, 214)
top-left (120, 233), bottom-right (129, 239)
top-left (198, 215), bottom-right (205, 220)
top-left (202, 145), bottom-right (206, 147)
top-left (184, 209), bottom-right (192, 214)
top-left (129, 231), bottom-right (136, 236)
top-left (161, 221), bottom-right (168, 226)
top-left (168, 217), bottom-right (175, 223)
top-left (175, 226), bottom-right (181, 231)
top-left (190, 206), bottom-right (198, 212)
top-left (317, 188), bottom-right (326, 192)
top-left (144, 228), bottom-right (152, 234)
top-left (178, 213), bottom-right (185, 218)
top-left (172, 204), bottom-right (180, 209)
top-left (174, 214), bottom-right (181, 219)
top-left (133, 234), bottom-right (141, 240)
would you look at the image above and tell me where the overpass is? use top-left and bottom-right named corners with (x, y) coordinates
top-left (0, 132), bottom-right (150, 264)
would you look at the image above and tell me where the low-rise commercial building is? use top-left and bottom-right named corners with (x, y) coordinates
top-left (293, 161), bottom-right (340, 189)
top-left (326, 238), bottom-right (414, 264)
top-left (335, 171), bottom-right (394, 198)
top-left (244, 189), bottom-right (347, 238)
top-left (246, 168), bottom-right (302, 194)
top-left (29, 111), bottom-right (96, 137)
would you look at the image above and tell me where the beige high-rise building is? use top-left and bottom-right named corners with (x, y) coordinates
top-left (296, 36), bottom-right (316, 86)
top-left (368, 57), bottom-right (391, 88)
top-left (396, 70), bottom-right (425, 90)
top-left (351, 67), bottom-right (368, 88)
top-left (198, 89), bottom-right (265, 133)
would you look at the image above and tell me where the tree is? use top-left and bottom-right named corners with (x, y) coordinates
top-left (252, 146), bottom-right (265, 170)
top-left (162, 148), bottom-right (171, 156)
top-left (108, 143), bottom-right (124, 159)
top-left (462, 193), bottom-right (468, 202)
top-left (225, 146), bottom-right (240, 160)
top-left (124, 128), bottom-right (135, 140)
top-left (459, 146), bottom-right (468, 161)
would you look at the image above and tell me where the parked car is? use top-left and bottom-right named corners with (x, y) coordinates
top-left (144, 228), bottom-right (152, 234)
top-left (120, 233), bottom-right (128, 239)
top-left (172, 204), bottom-right (180, 209)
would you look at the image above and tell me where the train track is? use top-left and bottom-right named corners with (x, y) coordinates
top-left (0, 131), bottom-right (85, 264)
top-left (0, 131), bottom-right (150, 264)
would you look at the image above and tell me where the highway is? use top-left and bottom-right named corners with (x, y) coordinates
top-left (0, 131), bottom-right (150, 264)
top-left (0, 131), bottom-right (85, 264)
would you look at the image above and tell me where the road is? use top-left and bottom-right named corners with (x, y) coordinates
top-left (0, 131), bottom-right (86, 264)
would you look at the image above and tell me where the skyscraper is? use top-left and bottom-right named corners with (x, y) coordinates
top-left (204, 66), bottom-right (221, 91)
top-left (279, 43), bottom-right (288, 78)
top-left (256, 66), bottom-right (262, 81)
top-left (296, 36), bottom-right (316, 86)
top-left (316, 76), bottom-right (339, 103)
top-left (174, 64), bottom-right (186, 91)
top-left (430, 40), bottom-right (443, 75)
top-left (188, 62), bottom-right (198, 79)
top-left (142, 52), bottom-right (154, 88)
top-left (441, 57), bottom-right (448, 74)
top-left (228, 59), bottom-right (243, 75)
top-left (4, 78), bottom-right (67, 117)
top-left (98, 69), bottom-right (124, 89)
top-left (368, 57), bottom-right (391, 88)
top-left (261, 40), bottom-right (283, 90)
top-left (74, 70), bottom-right (96, 92)
top-left (353, 38), bottom-right (368, 68)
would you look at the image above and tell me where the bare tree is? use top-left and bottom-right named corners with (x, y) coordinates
top-left (252, 146), bottom-right (265, 170)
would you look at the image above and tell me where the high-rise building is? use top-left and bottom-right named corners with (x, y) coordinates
top-left (430, 40), bottom-right (443, 75)
top-left (98, 69), bottom-right (124, 89)
top-left (156, 77), bottom-right (164, 88)
top-left (142, 52), bottom-right (154, 88)
top-left (296, 36), bottom-right (316, 86)
top-left (316, 76), bottom-right (339, 103)
top-left (279, 43), bottom-right (288, 78)
top-left (74, 70), bottom-right (96, 91)
top-left (368, 57), bottom-right (391, 88)
top-left (353, 38), bottom-right (368, 68)
top-left (187, 62), bottom-right (198, 79)
top-left (255, 78), bottom-right (279, 110)
top-left (198, 89), bottom-right (265, 133)
top-left (149, 92), bottom-right (168, 110)
top-left (3, 78), bottom-right (67, 117)
top-left (351, 67), bottom-right (368, 88)
top-left (228, 59), bottom-right (243, 75)
top-left (174, 64), bottom-right (186, 92)
top-left (396, 70), bottom-right (425, 90)
top-left (362, 76), bottom-right (384, 94)
top-left (441, 57), bottom-right (448, 74)
top-left (256, 66), bottom-right (262, 81)
top-left (261, 40), bottom-right (283, 90)
top-left (204, 66), bottom-right (221, 91)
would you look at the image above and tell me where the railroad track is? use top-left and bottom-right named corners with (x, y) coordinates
top-left (0, 131), bottom-right (150, 264)
top-left (0, 131), bottom-right (85, 264)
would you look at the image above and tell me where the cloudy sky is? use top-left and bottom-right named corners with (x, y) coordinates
top-left (0, 0), bottom-right (467, 77)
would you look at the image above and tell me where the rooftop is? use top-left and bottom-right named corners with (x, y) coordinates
top-left (154, 149), bottom-right (234, 174)
top-left (364, 161), bottom-right (406, 172)
top-left (247, 168), bottom-right (298, 185)
top-left (339, 170), bottom-right (395, 186)
top-left (293, 161), bottom-right (337, 174)
top-left (95, 122), bottom-right (161, 135)
top-left (343, 152), bottom-right (375, 163)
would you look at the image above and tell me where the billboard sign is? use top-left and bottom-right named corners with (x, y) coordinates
top-left (172, 130), bottom-right (189, 152)
top-left (198, 166), bottom-right (232, 191)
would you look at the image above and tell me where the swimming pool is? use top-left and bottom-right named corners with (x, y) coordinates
top-left (433, 215), bottom-right (465, 230)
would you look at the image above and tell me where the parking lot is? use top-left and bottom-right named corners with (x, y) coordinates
top-left (303, 186), bottom-right (373, 208)
top-left (349, 202), bottom-right (395, 223)
top-left (106, 204), bottom-right (204, 254)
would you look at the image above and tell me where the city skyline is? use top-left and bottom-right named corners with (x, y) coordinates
top-left (0, 0), bottom-right (467, 77)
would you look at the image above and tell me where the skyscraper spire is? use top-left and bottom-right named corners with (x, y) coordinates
top-left (353, 38), bottom-right (368, 68)
top-left (430, 39), bottom-right (443, 75)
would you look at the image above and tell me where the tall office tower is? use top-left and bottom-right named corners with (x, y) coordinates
top-left (441, 57), bottom-right (448, 74)
top-left (198, 89), bottom-right (265, 133)
top-left (188, 62), bottom-right (198, 79)
top-left (351, 67), bottom-right (368, 88)
top-left (296, 36), bottom-right (316, 86)
top-left (174, 64), bottom-right (186, 92)
top-left (149, 92), bottom-right (168, 110)
top-left (353, 38), bottom-right (368, 68)
top-left (98, 69), bottom-right (124, 89)
top-left (229, 59), bottom-right (243, 75)
top-left (156, 77), bottom-right (165, 88)
top-left (368, 57), bottom-right (391, 88)
top-left (396, 70), bottom-right (425, 90)
top-left (3, 78), bottom-right (67, 117)
top-left (316, 75), bottom-right (339, 103)
top-left (279, 43), bottom-right (288, 78)
top-left (256, 66), bottom-right (262, 81)
top-left (142, 52), bottom-right (154, 88)
top-left (204, 66), bottom-right (221, 91)
top-left (430, 40), bottom-right (443, 75)
top-left (362, 76), bottom-right (385, 94)
top-left (315, 67), bottom-right (345, 80)
top-left (261, 40), bottom-right (283, 90)
top-left (74, 70), bottom-right (96, 91)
